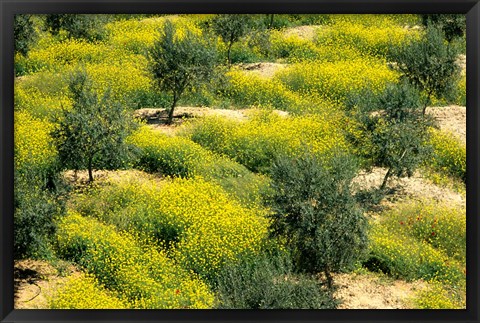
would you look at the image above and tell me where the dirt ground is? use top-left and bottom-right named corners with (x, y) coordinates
top-left (283, 25), bottom-right (322, 40)
top-left (14, 260), bottom-right (80, 309)
top-left (353, 166), bottom-right (465, 209)
top-left (135, 106), bottom-right (289, 134)
top-left (240, 62), bottom-right (287, 78)
top-left (334, 272), bottom-right (426, 309)
top-left (426, 105), bottom-right (466, 144)
top-left (457, 54), bottom-right (466, 72)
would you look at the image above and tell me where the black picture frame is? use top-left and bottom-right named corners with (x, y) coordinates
top-left (1, 1), bottom-right (479, 322)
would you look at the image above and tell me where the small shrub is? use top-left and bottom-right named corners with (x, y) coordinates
top-left (14, 180), bottom-right (64, 259)
top-left (215, 251), bottom-right (337, 309)
top-left (44, 14), bottom-right (110, 41)
top-left (229, 42), bottom-right (263, 64)
top-left (421, 14), bottom-right (465, 43)
top-left (14, 14), bottom-right (37, 57)
top-left (269, 31), bottom-right (323, 62)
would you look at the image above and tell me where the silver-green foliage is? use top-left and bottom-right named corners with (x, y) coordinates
top-left (268, 153), bottom-right (368, 288)
top-left (51, 70), bottom-right (138, 182)
top-left (148, 20), bottom-right (217, 124)
top-left (390, 26), bottom-right (461, 114)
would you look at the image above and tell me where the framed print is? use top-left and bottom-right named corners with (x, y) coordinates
top-left (1, 0), bottom-right (479, 322)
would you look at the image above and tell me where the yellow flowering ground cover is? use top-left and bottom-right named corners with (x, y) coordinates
top-left (105, 16), bottom-right (202, 54)
top-left (72, 173), bottom-right (269, 281)
top-left (316, 22), bottom-right (415, 59)
top-left (411, 280), bottom-right (465, 309)
top-left (367, 200), bottom-right (466, 308)
top-left (14, 111), bottom-right (57, 175)
top-left (127, 126), bottom-right (271, 206)
top-left (184, 110), bottom-right (350, 173)
top-left (224, 68), bottom-right (304, 111)
top-left (25, 38), bottom-right (108, 72)
top-left (56, 211), bottom-right (214, 308)
top-left (275, 58), bottom-right (398, 105)
top-left (49, 274), bottom-right (127, 309)
top-left (427, 128), bottom-right (466, 182)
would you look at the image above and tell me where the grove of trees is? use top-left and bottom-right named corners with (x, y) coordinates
top-left (13, 13), bottom-right (467, 310)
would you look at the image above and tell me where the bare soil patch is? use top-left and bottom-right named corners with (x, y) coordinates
top-left (135, 107), bottom-right (289, 134)
top-left (456, 54), bottom-right (466, 72)
top-left (14, 260), bottom-right (81, 309)
top-left (426, 105), bottom-right (466, 144)
top-left (135, 106), bottom-right (248, 123)
top-left (63, 169), bottom-right (162, 189)
top-left (283, 25), bottom-right (321, 41)
top-left (239, 62), bottom-right (288, 78)
top-left (334, 272), bottom-right (426, 309)
top-left (353, 167), bottom-right (465, 209)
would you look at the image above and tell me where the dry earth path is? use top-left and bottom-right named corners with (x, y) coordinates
top-left (334, 272), bottom-right (426, 309)
top-left (14, 260), bottom-right (81, 309)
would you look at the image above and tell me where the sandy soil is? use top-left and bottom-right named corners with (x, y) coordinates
top-left (63, 169), bottom-right (163, 188)
top-left (426, 105), bottom-right (466, 144)
top-left (334, 272), bottom-right (426, 309)
top-left (14, 260), bottom-right (80, 309)
top-left (239, 62), bottom-right (288, 78)
top-left (134, 106), bottom-right (248, 123)
top-left (353, 167), bottom-right (465, 208)
top-left (283, 25), bottom-right (322, 41)
top-left (457, 54), bottom-right (466, 72)
top-left (135, 107), bottom-right (289, 134)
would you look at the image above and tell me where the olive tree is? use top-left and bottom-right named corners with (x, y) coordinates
top-left (149, 20), bottom-right (216, 124)
top-left (268, 152), bottom-right (368, 289)
top-left (14, 14), bottom-right (37, 56)
top-left (44, 14), bottom-right (108, 41)
top-left (421, 14), bottom-right (465, 43)
top-left (390, 26), bottom-right (461, 115)
top-left (211, 14), bottom-right (254, 65)
top-left (51, 70), bottom-right (137, 183)
top-left (347, 82), bottom-right (433, 191)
